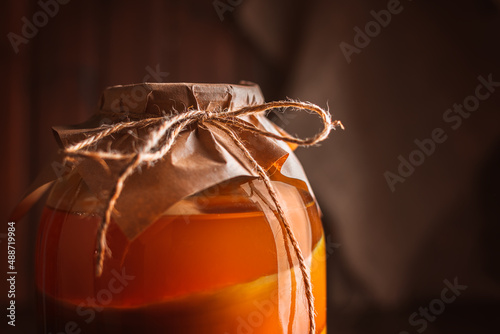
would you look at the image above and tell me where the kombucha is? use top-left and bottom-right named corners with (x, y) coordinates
top-left (36, 177), bottom-right (326, 333)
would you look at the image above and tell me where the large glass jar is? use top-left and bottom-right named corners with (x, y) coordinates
top-left (35, 83), bottom-right (327, 334)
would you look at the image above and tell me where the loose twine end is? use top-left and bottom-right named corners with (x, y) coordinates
top-left (332, 119), bottom-right (345, 130)
top-left (63, 100), bottom-right (342, 334)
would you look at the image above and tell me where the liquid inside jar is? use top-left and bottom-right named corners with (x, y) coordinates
top-left (36, 172), bottom-right (326, 334)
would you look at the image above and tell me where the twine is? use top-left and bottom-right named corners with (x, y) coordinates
top-left (63, 100), bottom-right (343, 334)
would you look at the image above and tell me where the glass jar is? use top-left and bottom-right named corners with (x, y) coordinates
top-left (35, 83), bottom-right (327, 334)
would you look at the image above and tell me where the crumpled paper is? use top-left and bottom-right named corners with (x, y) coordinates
top-left (48, 82), bottom-right (310, 239)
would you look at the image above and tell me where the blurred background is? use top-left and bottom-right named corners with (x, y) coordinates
top-left (1, 0), bottom-right (500, 333)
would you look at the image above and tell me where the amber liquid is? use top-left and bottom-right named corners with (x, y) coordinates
top-left (36, 180), bottom-right (326, 333)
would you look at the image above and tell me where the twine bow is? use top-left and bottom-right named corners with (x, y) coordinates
top-left (63, 100), bottom-right (343, 334)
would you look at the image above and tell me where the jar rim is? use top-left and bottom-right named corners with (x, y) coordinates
top-left (99, 81), bottom-right (265, 116)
